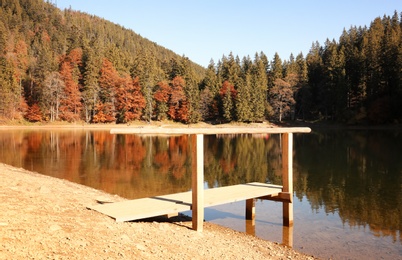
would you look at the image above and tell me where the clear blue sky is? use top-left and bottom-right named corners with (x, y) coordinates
top-left (56, 0), bottom-right (401, 67)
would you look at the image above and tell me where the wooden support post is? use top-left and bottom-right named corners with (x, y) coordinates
top-left (282, 225), bottom-right (294, 247)
top-left (245, 198), bottom-right (255, 220)
top-left (245, 198), bottom-right (256, 236)
top-left (191, 134), bottom-right (204, 231)
top-left (282, 133), bottom-right (293, 226)
top-left (245, 219), bottom-right (256, 236)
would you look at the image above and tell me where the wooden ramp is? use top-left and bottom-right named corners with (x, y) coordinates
top-left (88, 182), bottom-right (283, 222)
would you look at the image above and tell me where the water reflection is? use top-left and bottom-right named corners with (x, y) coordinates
top-left (0, 130), bottom-right (283, 198)
top-left (0, 128), bottom-right (400, 257)
top-left (293, 130), bottom-right (402, 244)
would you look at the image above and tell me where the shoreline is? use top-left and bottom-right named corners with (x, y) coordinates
top-left (1, 119), bottom-right (401, 131)
top-left (0, 163), bottom-right (316, 259)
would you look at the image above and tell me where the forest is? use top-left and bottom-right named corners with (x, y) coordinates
top-left (1, 0), bottom-right (401, 125)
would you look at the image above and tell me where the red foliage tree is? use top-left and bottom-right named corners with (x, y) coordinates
top-left (95, 58), bottom-right (120, 123)
top-left (154, 81), bottom-right (171, 120)
top-left (92, 102), bottom-right (115, 123)
top-left (219, 80), bottom-right (237, 99)
top-left (24, 103), bottom-right (42, 122)
top-left (59, 48), bottom-right (83, 122)
top-left (12, 40), bottom-right (29, 87)
top-left (154, 81), bottom-right (170, 103)
top-left (99, 58), bottom-right (119, 96)
top-left (168, 76), bottom-right (188, 123)
top-left (115, 75), bottom-right (146, 123)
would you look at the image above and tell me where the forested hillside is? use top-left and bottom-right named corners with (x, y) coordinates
top-left (0, 0), bottom-right (205, 123)
top-left (1, 0), bottom-right (401, 124)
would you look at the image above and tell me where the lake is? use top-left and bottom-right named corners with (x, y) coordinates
top-left (0, 128), bottom-right (400, 259)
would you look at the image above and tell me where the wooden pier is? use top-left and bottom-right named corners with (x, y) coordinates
top-left (89, 127), bottom-right (311, 233)
top-left (88, 182), bottom-right (284, 222)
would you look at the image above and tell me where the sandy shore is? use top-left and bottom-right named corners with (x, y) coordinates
top-left (0, 163), bottom-right (316, 259)
top-left (1, 122), bottom-right (316, 259)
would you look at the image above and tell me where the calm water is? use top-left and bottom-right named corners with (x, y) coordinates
top-left (0, 128), bottom-right (400, 259)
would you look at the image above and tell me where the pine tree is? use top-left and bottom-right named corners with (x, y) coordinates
top-left (0, 21), bottom-right (13, 118)
top-left (219, 81), bottom-right (237, 122)
top-left (365, 17), bottom-right (384, 100)
top-left (269, 53), bottom-right (284, 86)
top-left (251, 53), bottom-right (268, 121)
top-left (235, 58), bottom-right (252, 122)
top-left (294, 52), bottom-right (312, 120)
top-left (306, 41), bottom-right (324, 118)
top-left (200, 60), bottom-right (220, 120)
top-left (82, 41), bottom-right (101, 123)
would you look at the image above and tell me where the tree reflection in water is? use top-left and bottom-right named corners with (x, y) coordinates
top-left (0, 129), bottom-right (400, 246)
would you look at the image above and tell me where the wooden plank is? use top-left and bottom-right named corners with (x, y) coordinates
top-left (156, 182), bottom-right (282, 206)
top-left (110, 127), bottom-right (311, 135)
top-left (203, 183), bottom-right (282, 207)
top-left (88, 196), bottom-right (191, 222)
top-left (88, 182), bottom-right (283, 223)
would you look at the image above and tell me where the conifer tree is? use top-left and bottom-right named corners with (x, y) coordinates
top-left (236, 79), bottom-right (252, 122)
top-left (306, 41), bottom-right (324, 118)
top-left (200, 60), bottom-right (220, 120)
top-left (0, 57), bottom-right (20, 119)
top-left (269, 53), bottom-right (284, 86)
top-left (251, 53), bottom-right (268, 121)
top-left (82, 41), bottom-right (101, 123)
top-left (219, 81), bottom-right (237, 122)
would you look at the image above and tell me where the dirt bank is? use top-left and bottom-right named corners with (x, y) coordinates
top-left (0, 163), bottom-right (316, 259)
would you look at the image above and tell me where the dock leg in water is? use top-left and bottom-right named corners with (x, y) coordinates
top-left (282, 133), bottom-right (293, 226)
top-left (192, 134), bottom-right (204, 231)
top-left (245, 198), bottom-right (255, 220)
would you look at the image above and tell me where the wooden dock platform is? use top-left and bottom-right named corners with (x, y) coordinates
top-left (88, 182), bottom-right (284, 223)
top-left (100, 127), bottom-right (311, 232)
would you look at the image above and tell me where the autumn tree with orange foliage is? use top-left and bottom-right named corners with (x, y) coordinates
top-left (10, 40), bottom-right (29, 88)
top-left (153, 81), bottom-right (170, 120)
top-left (94, 58), bottom-right (119, 123)
top-left (25, 103), bottom-right (42, 122)
top-left (115, 75), bottom-right (146, 123)
top-left (59, 48), bottom-right (83, 122)
top-left (168, 76), bottom-right (188, 123)
top-left (269, 78), bottom-right (295, 122)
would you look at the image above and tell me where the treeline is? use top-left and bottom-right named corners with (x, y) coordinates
top-left (305, 12), bottom-right (402, 124)
top-left (1, 0), bottom-right (401, 124)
